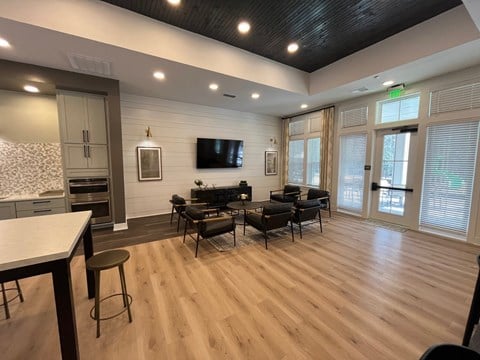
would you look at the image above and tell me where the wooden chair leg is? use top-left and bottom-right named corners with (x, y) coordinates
top-left (264, 230), bottom-right (268, 249)
top-left (299, 222), bottom-right (303, 239)
top-left (15, 280), bottom-right (24, 302)
top-left (290, 222), bottom-right (294, 242)
top-left (318, 209), bottom-right (323, 233)
top-left (170, 206), bottom-right (175, 224)
top-left (183, 218), bottom-right (188, 243)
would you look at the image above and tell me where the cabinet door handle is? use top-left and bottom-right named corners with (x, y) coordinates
top-left (33, 200), bottom-right (51, 204)
top-left (87, 145), bottom-right (91, 158)
top-left (86, 130), bottom-right (90, 142)
top-left (83, 145), bottom-right (87, 158)
top-left (82, 130), bottom-right (87, 142)
top-left (33, 209), bottom-right (52, 213)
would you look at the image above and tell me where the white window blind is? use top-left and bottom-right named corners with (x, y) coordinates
top-left (430, 82), bottom-right (480, 115)
top-left (419, 121), bottom-right (479, 236)
top-left (377, 94), bottom-right (420, 123)
top-left (338, 134), bottom-right (367, 212)
top-left (341, 107), bottom-right (368, 128)
top-left (288, 139), bottom-right (304, 184)
top-left (289, 120), bottom-right (305, 136)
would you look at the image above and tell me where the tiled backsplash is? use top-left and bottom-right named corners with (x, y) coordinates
top-left (0, 142), bottom-right (64, 196)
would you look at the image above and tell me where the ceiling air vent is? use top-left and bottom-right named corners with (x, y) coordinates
top-left (67, 53), bottom-right (112, 76)
top-left (223, 93), bottom-right (236, 98)
top-left (352, 86), bottom-right (368, 93)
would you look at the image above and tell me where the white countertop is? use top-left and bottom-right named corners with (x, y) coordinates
top-left (0, 211), bottom-right (92, 271)
top-left (0, 193), bottom-right (65, 203)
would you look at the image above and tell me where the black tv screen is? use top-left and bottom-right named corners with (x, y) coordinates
top-left (196, 138), bottom-right (244, 168)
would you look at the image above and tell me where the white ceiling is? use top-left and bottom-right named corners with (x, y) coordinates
top-left (0, 0), bottom-right (480, 117)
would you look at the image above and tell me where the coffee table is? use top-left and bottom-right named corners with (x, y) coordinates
top-left (227, 201), bottom-right (264, 235)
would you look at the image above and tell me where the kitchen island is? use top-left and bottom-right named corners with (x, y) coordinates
top-left (0, 211), bottom-right (94, 360)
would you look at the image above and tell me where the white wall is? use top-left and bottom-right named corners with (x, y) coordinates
top-left (121, 94), bottom-right (282, 219)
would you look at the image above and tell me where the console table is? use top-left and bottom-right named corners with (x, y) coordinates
top-left (191, 185), bottom-right (252, 209)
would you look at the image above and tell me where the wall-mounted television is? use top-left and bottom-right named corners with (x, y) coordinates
top-left (196, 138), bottom-right (244, 168)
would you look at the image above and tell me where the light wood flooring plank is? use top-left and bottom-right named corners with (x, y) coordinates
top-left (1, 213), bottom-right (479, 359)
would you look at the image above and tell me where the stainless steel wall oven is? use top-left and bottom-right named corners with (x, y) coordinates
top-left (68, 178), bottom-right (112, 224)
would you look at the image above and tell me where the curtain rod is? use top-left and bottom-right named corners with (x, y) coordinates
top-left (281, 104), bottom-right (335, 119)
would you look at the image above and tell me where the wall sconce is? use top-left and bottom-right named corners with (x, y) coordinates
top-left (269, 137), bottom-right (278, 145)
top-left (145, 126), bottom-right (153, 138)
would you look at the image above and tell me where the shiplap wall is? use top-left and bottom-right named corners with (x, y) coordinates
top-left (121, 94), bottom-right (282, 219)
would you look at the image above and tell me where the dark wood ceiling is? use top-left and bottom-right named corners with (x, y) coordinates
top-left (101, 0), bottom-right (463, 73)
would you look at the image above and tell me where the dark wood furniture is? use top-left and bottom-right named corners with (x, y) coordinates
top-left (307, 188), bottom-right (331, 217)
top-left (191, 185), bottom-right (252, 209)
top-left (0, 279), bottom-right (23, 319)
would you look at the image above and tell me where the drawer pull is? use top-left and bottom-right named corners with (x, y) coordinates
top-left (33, 209), bottom-right (52, 213)
top-left (32, 200), bottom-right (51, 204)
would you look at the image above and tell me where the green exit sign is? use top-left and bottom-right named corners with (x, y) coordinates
top-left (389, 89), bottom-right (404, 98)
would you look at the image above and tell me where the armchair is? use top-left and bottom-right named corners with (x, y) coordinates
top-left (307, 188), bottom-right (331, 217)
top-left (244, 203), bottom-right (294, 249)
top-left (183, 206), bottom-right (236, 258)
top-left (291, 199), bottom-right (323, 238)
top-left (270, 185), bottom-right (301, 203)
top-left (169, 194), bottom-right (209, 232)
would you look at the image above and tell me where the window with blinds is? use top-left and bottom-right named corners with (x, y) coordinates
top-left (341, 107), bottom-right (368, 128)
top-left (337, 133), bottom-right (367, 212)
top-left (377, 94), bottom-right (420, 123)
top-left (419, 121), bottom-right (479, 237)
top-left (430, 82), bottom-right (480, 115)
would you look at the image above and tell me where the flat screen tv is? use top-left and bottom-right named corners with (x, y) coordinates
top-left (196, 138), bottom-right (244, 168)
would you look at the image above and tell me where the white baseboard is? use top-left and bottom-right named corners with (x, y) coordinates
top-left (113, 222), bottom-right (128, 231)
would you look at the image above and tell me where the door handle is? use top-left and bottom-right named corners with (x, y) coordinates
top-left (371, 182), bottom-right (413, 192)
top-left (87, 145), bottom-right (90, 158)
top-left (86, 130), bottom-right (90, 142)
top-left (83, 145), bottom-right (88, 158)
top-left (82, 130), bottom-right (87, 142)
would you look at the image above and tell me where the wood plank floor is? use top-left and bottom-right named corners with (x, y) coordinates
top-left (1, 213), bottom-right (479, 359)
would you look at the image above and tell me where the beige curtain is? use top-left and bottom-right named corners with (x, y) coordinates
top-left (281, 118), bottom-right (290, 186)
top-left (320, 107), bottom-right (335, 191)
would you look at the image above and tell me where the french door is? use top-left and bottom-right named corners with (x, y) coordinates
top-left (370, 128), bottom-right (418, 227)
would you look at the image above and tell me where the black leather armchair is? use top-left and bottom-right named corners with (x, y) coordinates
top-left (419, 343), bottom-right (480, 359)
top-left (169, 194), bottom-right (209, 232)
top-left (307, 188), bottom-right (331, 217)
top-left (245, 203), bottom-right (294, 249)
top-left (183, 206), bottom-right (236, 258)
top-left (291, 199), bottom-right (322, 238)
top-left (270, 185), bottom-right (301, 203)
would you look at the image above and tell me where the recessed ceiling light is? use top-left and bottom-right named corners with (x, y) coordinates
top-left (238, 21), bottom-right (251, 34)
top-left (167, 0), bottom-right (181, 5)
top-left (251, 93), bottom-right (260, 99)
top-left (287, 43), bottom-right (299, 53)
top-left (24, 85), bottom-right (39, 93)
top-left (383, 80), bottom-right (394, 86)
top-left (300, 104), bottom-right (308, 109)
top-left (153, 71), bottom-right (165, 80)
top-left (0, 38), bottom-right (10, 48)
top-left (209, 83), bottom-right (219, 91)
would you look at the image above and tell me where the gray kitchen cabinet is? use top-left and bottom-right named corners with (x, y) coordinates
top-left (58, 92), bottom-right (107, 145)
top-left (15, 198), bottom-right (66, 218)
top-left (0, 202), bottom-right (16, 220)
top-left (57, 91), bottom-right (109, 177)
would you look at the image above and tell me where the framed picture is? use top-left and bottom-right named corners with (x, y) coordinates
top-left (265, 150), bottom-right (278, 176)
top-left (137, 146), bottom-right (162, 181)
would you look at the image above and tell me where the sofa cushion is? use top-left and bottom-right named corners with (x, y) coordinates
top-left (185, 206), bottom-right (205, 220)
top-left (263, 203), bottom-right (292, 215)
top-left (296, 199), bottom-right (320, 209)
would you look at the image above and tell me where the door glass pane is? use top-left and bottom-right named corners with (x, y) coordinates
top-left (288, 140), bottom-right (304, 184)
top-left (338, 134), bottom-right (367, 212)
top-left (379, 133), bottom-right (410, 215)
top-left (306, 138), bottom-right (320, 186)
